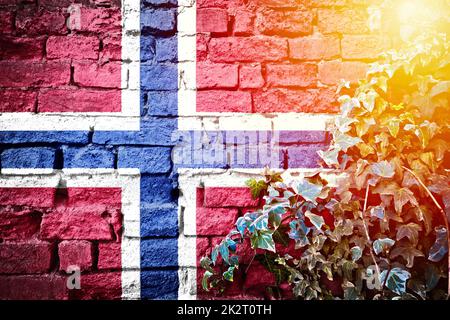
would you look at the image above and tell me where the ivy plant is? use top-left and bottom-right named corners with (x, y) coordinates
top-left (201, 1), bottom-right (450, 300)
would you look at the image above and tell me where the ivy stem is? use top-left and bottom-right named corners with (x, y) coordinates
top-left (361, 182), bottom-right (382, 284)
top-left (245, 250), bottom-right (257, 274)
top-left (401, 165), bottom-right (450, 298)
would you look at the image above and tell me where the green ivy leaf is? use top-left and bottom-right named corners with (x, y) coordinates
top-left (202, 270), bottom-right (214, 291)
top-left (390, 245), bottom-right (424, 268)
top-left (371, 160), bottom-right (395, 178)
top-left (251, 230), bottom-right (276, 252)
top-left (334, 132), bottom-right (362, 152)
top-left (246, 179), bottom-right (267, 199)
top-left (305, 211), bottom-right (325, 232)
top-left (396, 223), bottom-right (422, 245)
top-left (393, 187), bottom-right (418, 213)
top-left (379, 267), bottom-right (411, 295)
top-left (223, 266), bottom-right (235, 282)
top-left (370, 206), bottom-right (385, 219)
top-left (428, 226), bottom-right (448, 262)
top-left (425, 264), bottom-right (441, 292)
top-left (318, 148), bottom-right (340, 167)
top-left (296, 179), bottom-right (323, 203)
top-left (350, 246), bottom-right (362, 261)
top-left (373, 238), bottom-right (395, 255)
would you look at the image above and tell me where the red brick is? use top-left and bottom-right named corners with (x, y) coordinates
top-left (256, 8), bottom-right (313, 35)
top-left (318, 9), bottom-right (369, 34)
top-left (69, 7), bottom-right (121, 33)
top-left (101, 34), bottom-right (122, 61)
top-left (0, 242), bottom-right (53, 274)
top-left (318, 60), bottom-right (368, 84)
top-left (197, 34), bottom-right (210, 61)
top-left (0, 188), bottom-right (55, 208)
top-left (0, 90), bottom-right (36, 112)
top-left (314, 87), bottom-right (340, 113)
top-left (310, 0), bottom-right (348, 6)
top-left (0, 275), bottom-right (68, 300)
top-left (70, 272), bottom-right (121, 300)
top-left (197, 90), bottom-right (252, 112)
top-left (59, 240), bottom-right (93, 272)
top-left (0, 61), bottom-right (70, 87)
top-left (197, 62), bottom-right (238, 89)
top-left (234, 8), bottom-right (254, 35)
top-left (0, 208), bottom-right (41, 240)
top-left (38, 89), bottom-right (121, 112)
top-left (204, 187), bottom-right (259, 207)
top-left (243, 261), bottom-right (276, 288)
top-left (253, 89), bottom-right (316, 113)
top-left (341, 35), bottom-right (391, 59)
top-left (266, 64), bottom-right (317, 88)
top-left (16, 8), bottom-right (68, 35)
top-left (0, 36), bottom-right (45, 60)
top-left (197, 207), bottom-right (239, 236)
top-left (258, 0), bottom-right (303, 8)
top-left (63, 188), bottom-right (122, 209)
top-left (197, 0), bottom-right (239, 8)
top-left (47, 36), bottom-right (100, 60)
top-left (0, 11), bottom-right (13, 33)
top-left (196, 237), bottom-right (210, 260)
top-left (209, 36), bottom-right (288, 62)
top-left (289, 36), bottom-right (340, 60)
top-left (40, 208), bottom-right (116, 240)
top-left (97, 243), bottom-right (121, 270)
top-left (239, 64), bottom-right (264, 89)
top-left (73, 61), bottom-right (121, 88)
top-left (197, 8), bottom-right (228, 33)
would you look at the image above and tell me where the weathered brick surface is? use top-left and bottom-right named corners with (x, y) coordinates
top-left (59, 240), bottom-right (93, 272)
top-left (0, 186), bottom-right (122, 299)
top-left (196, 1), bottom-right (384, 114)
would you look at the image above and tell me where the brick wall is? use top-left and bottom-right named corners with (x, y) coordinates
top-left (0, 0), bottom-right (392, 300)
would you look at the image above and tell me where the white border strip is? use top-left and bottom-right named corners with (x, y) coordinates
top-left (0, 168), bottom-right (141, 300)
top-left (177, 0), bottom-right (334, 132)
top-left (0, 0), bottom-right (140, 131)
top-left (177, 167), bottom-right (337, 300)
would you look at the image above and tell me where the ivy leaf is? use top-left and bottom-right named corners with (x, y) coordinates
top-left (200, 256), bottom-right (214, 275)
top-left (430, 80), bottom-right (450, 98)
top-left (246, 179), bottom-right (267, 199)
top-left (251, 230), bottom-right (276, 252)
top-left (428, 226), bottom-right (448, 262)
top-left (296, 179), bottom-right (323, 203)
top-left (370, 206), bottom-right (385, 219)
top-left (318, 148), bottom-right (340, 167)
top-left (202, 270), bottom-right (214, 291)
top-left (390, 245), bottom-right (424, 268)
top-left (379, 267), bottom-right (411, 295)
top-left (305, 211), bottom-right (325, 232)
top-left (211, 246), bottom-right (219, 264)
top-left (350, 246), bottom-right (362, 261)
top-left (396, 223), bottom-right (422, 245)
top-left (223, 266), bottom-right (235, 282)
top-left (359, 90), bottom-right (377, 112)
top-left (289, 220), bottom-right (310, 248)
top-left (425, 264), bottom-right (441, 292)
top-left (251, 214), bottom-right (269, 231)
top-left (335, 116), bottom-right (357, 133)
top-left (219, 242), bottom-right (230, 265)
top-left (393, 188), bottom-right (418, 213)
top-left (334, 132), bottom-right (362, 152)
top-left (236, 216), bottom-right (247, 236)
top-left (338, 95), bottom-right (360, 116)
top-left (373, 238), bottom-right (395, 255)
top-left (371, 160), bottom-right (395, 178)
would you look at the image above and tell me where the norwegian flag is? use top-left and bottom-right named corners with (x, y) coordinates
top-left (0, 0), bottom-right (337, 300)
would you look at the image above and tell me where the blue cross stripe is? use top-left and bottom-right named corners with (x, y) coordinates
top-left (0, 1), bottom-right (328, 300)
